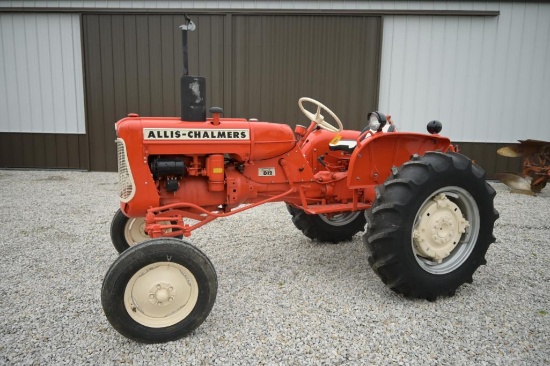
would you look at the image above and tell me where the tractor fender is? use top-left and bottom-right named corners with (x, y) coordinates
top-left (347, 132), bottom-right (453, 189)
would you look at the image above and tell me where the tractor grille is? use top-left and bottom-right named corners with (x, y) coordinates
top-left (116, 138), bottom-right (136, 203)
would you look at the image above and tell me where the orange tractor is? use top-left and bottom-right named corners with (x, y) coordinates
top-left (102, 18), bottom-right (498, 343)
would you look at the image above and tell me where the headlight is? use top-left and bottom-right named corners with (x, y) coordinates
top-left (367, 112), bottom-right (387, 132)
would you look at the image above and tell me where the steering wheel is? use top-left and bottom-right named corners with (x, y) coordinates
top-left (298, 97), bottom-right (343, 133)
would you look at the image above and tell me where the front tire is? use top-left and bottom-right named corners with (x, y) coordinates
top-left (364, 152), bottom-right (498, 301)
top-left (287, 204), bottom-right (366, 243)
top-left (101, 238), bottom-right (218, 343)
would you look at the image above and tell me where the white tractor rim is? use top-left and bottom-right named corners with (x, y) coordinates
top-left (319, 211), bottom-right (362, 226)
top-left (124, 218), bottom-right (172, 247)
top-left (411, 186), bottom-right (480, 274)
top-left (124, 262), bottom-right (199, 328)
top-left (124, 218), bottom-right (149, 246)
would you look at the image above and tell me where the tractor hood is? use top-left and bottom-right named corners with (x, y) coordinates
top-left (115, 114), bottom-right (297, 161)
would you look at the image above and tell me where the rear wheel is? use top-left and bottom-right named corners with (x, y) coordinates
top-left (365, 152), bottom-right (498, 300)
top-left (110, 209), bottom-right (182, 254)
top-left (101, 238), bottom-right (217, 343)
top-left (287, 204), bottom-right (366, 243)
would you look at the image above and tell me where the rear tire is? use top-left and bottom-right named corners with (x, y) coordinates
top-left (101, 238), bottom-right (217, 343)
top-left (364, 152), bottom-right (498, 300)
top-left (287, 204), bottom-right (366, 243)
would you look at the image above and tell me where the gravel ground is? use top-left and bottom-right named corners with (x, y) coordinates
top-left (0, 169), bottom-right (548, 365)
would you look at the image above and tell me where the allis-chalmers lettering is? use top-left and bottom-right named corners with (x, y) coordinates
top-left (144, 128), bottom-right (250, 140)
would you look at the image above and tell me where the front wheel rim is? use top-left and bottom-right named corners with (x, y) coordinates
top-left (124, 262), bottom-right (199, 328)
top-left (411, 186), bottom-right (480, 274)
top-left (124, 218), bottom-right (172, 246)
top-left (124, 218), bottom-right (149, 246)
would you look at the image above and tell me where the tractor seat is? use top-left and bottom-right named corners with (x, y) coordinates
top-left (329, 139), bottom-right (357, 153)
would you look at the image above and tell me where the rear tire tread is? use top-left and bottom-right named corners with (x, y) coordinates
top-left (364, 152), bottom-right (499, 301)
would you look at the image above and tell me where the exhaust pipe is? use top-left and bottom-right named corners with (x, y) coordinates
top-left (180, 15), bottom-right (206, 122)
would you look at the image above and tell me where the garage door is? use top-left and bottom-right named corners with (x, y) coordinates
top-left (82, 14), bottom-right (225, 171)
top-left (83, 14), bottom-right (381, 171)
top-left (231, 15), bottom-right (381, 128)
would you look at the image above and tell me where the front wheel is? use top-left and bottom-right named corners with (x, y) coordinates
top-left (287, 204), bottom-right (366, 243)
top-left (110, 209), bottom-right (182, 254)
top-left (101, 238), bottom-right (218, 343)
top-left (365, 152), bottom-right (499, 301)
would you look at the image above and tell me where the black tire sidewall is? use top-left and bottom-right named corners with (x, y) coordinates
top-left (101, 239), bottom-right (217, 343)
top-left (290, 206), bottom-right (366, 243)
top-left (110, 209), bottom-right (132, 253)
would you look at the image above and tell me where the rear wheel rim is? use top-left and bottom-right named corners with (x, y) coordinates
top-left (411, 186), bottom-right (480, 274)
top-left (319, 211), bottom-right (362, 226)
top-left (124, 262), bottom-right (199, 328)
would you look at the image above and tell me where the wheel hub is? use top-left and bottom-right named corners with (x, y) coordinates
top-left (149, 283), bottom-right (175, 306)
top-left (413, 193), bottom-right (469, 263)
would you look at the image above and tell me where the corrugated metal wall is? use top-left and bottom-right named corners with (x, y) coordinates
top-left (82, 14), bottom-right (226, 171)
top-left (82, 14), bottom-right (381, 171)
top-left (0, 1), bottom-right (544, 177)
top-left (0, 13), bottom-right (85, 134)
top-left (0, 12), bottom-right (88, 169)
top-left (457, 142), bottom-right (521, 178)
top-left (378, 2), bottom-right (550, 144)
top-left (0, 133), bottom-right (88, 169)
top-left (230, 15), bottom-right (380, 128)
top-left (0, 1), bottom-right (504, 11)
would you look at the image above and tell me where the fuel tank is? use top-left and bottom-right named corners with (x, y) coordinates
top-left (116, 114), bottom-right (296, 161)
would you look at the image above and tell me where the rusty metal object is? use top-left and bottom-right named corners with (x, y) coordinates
top-left (496, 140), bottom-right (550, 194)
